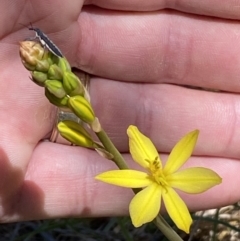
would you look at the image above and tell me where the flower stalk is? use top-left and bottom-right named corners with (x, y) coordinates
top-left (96, 129), bottom-right (129, 170)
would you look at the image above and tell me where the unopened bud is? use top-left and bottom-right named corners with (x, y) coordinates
top-left (32, 71), bottom-right (48, 86)
top-left (45, 88), bottom-right (68, 107)
top-left (63, 71), bottom-right (84, 96)
top-left (67, 96), bottom-right (95, 123)
top-left (58, 58), bottom-right (71, 72)
top-left (19, 41), bottom-right (44, 67)
top-left (57, 120), bottom-right (94, 147)
top-left (19, 41), bottom-right (57, 72)
top-left (45, 80), bottom-right (66, 98)
top-left (48, 64), bottom-right (63, 80)
top-left (35, 59), bottom-right (50, 72)
top-left (19, 41), bottom-right (51, 72)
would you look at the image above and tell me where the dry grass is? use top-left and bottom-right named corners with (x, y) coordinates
top-left (0, 204), bottom-right (239, 241)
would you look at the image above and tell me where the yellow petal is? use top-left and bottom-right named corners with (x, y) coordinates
top-left (167, 167), bottom-right (222, 193)
top-left (164, 130), bottom-right (199, 175)
top-left (162, 187), bottom-right (192, 233)
top-left (127, 125), bottom-right (161, 169)
top-left (95, 170), bottom-right (152, 188)
top-left (130, 183), bottom-right (162, 227)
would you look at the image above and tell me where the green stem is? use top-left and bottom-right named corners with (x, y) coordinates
top-left (95, 128), bottom-right (183, 241)
top-left (96, 128), bottom-right (128, 170)
top-left (154, 215), bottom-right (184, 241)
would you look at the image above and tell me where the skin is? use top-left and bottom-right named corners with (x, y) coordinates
top-left (0, 0), bottom-right (240, 222)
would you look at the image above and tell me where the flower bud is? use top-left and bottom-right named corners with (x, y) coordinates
top-left (63, 71), bottom-right (84, 96)
top-left (19, 41), bottom-right (44, 67)
top-left (19, 41), bottom-right (51, 72)
top-left (35, 59), bottom-right (50, 72)
top-left (21, 61), bottom-right (36, 71)
top-left (45, 88), bottom-right (68, 107)
top-left (32, 71), bottom-right (48, 86)
top-left (67, 96), bottom-right (95, 123)
top-left (45, 79), bottom-right (66, 98)
top-left (57, 120), bottom-right (95, 147)
top-left (19, 41), bottom-right (57, 72)
top-left (48, 64), bottom-right (63, 80)
top-left (58, 57), bottom-right (71, 72)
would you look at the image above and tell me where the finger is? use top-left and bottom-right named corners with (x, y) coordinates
top-left (0, 142), bottom-right (237, 222)
top-left (89, 78), bottom-right (240, 159)
top-left (0, 0), bottom-right (85, 168)
top-left (0, 0), bottom-right (83, 37)
top-left (0, 0), bottom-right (85, 218)
top-left (76, 7), bottom-right (240, 92)
top-left (85, 0), bottom-right (240, 19)
top-left (0, 61), bottom-right (55, 201)
top-left (0, 143), bottom-right (131, 222)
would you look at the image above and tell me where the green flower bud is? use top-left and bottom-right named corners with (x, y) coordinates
top-left (58, 58), bottom-right (71, 72)
top-left (21, 60), bottom-right (35, 71)
top-left (45, 88), bottom-right (68, 107)
top-left (68, 96), bottom-right (95, 123)
top-left (32, 71), bottom-right (48, 86)
top-left (48, 64), bottom-right (63, 80)
top-left (63, 71), bottom-right (84, 96)
top-left (35, 59), bottom-right (50, 72)
top-left (57, 120), bottom-right (95, 147)
top-left (45, 79), bottom-right (66, 98)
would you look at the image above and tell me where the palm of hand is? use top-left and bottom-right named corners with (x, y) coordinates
top-left (0, 0), bottom-right (239, 222)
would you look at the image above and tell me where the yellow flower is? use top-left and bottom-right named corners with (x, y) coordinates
top-left (96, 126), bottom-right (222, 233)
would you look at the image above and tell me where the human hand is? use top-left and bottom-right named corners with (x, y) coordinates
top-left (0, 0), bottom-right (238, 222)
